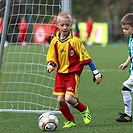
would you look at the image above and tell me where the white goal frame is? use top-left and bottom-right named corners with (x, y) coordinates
top-left (0, 0), bottom-right (71, 114)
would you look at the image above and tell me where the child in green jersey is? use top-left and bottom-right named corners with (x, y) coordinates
top-left (115, 13), bottom-right (133, 122)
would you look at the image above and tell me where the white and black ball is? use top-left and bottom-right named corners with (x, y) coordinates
top-left (38, 112), bottom-right (58, 131)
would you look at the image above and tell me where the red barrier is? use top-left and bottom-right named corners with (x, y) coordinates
top-left (34, 24), bottom-right (53, 44)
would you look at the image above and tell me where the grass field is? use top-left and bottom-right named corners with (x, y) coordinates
top-left (0, 44), bottom-right (133, 133)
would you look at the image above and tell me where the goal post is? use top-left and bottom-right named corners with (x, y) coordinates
top-left (0, 0), bottom-right (11, 67)
top-left (0, 0), bottom-right (71, 114)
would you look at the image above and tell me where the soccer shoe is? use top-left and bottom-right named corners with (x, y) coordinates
top-left (63, 121), bottom-right (76, 128)
top-left (115, 112), bottom-right (132, 122)
top-left (81, 106), bottom-right (91, 124)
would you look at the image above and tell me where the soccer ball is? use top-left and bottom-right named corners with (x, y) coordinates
top-left (38, 112), bottom-right (58, 131)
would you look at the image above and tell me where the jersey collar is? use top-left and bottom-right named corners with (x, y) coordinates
top-left (56, 30), bottom-right (73, 42)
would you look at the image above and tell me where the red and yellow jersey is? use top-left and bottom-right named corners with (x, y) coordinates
top-left (46, 30), bottom-right (92, 75)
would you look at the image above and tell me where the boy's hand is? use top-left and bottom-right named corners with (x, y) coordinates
top-left (47, 62), bottom-right (55, 73)
top-left (92, 69), bottom-right (103, 85)
top-left (119, 63), bottom-right (128, 70)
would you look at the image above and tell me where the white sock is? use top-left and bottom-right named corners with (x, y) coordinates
top-left (122, 90), bottom-right (132, 117)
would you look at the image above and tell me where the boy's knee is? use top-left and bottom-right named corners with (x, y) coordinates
top-left (58, 96), bottom-right (65, 105)
top-left (65, 94), bottom-right (72, 103)
top-left (121, 87), bottom-right (132, 101)
top-left (122, 86), bottom-right (131, 91)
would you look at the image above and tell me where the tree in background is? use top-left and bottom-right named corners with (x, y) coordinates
top-left (72, 0), bottom-right (133, 42)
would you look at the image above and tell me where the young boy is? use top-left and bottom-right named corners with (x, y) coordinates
top-left (115, 13), bottom-right (133, 122)
top-left (46, 11), bottom-right (103, 128)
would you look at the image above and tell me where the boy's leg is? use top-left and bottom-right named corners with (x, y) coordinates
top-left (59, 102), bottom-right (75, 121)
top-left (122, 90), bottom-right (132, 117)
top-left (115, 86), bottom-right (132, 122)
top-left (72, 100), bottom-right (91, 124)
top-left (59, 103), bottom-right (76, 128)
top-left (65, 73), bottom-right (91, 124)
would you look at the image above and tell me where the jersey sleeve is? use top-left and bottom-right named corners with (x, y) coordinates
top-left (72, 37), bottom-right (92, 65)
top-left (46, 38), bottom-right (57, 65)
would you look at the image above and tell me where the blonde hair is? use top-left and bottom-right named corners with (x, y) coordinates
top-left (121, 13), bottom-right (133, 27)
top-left (57, 11), bottom-right (72, 23)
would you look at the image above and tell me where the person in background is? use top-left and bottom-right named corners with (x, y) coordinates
top-left (0, 14), bottom-right (3, 42)
top-left (86, 15), bottom-right (93, 46)
top-left (115, 13), bottom-right (133, 122)
top-left (46, 11), bottom-right (103, 128)
top-left (51, 16), bottom-right (58, 36)
top-left (0, 14), bottom-right (9, 47)
top-left (18, 16), bottom-right (28, 46)
top-left (46, 16), bottom-right (58, 45)
top-left (72, 17), bottom-right (80, 38)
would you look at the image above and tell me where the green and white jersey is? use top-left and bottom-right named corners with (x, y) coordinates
top-left (128, 35), bottom-right (133, 74)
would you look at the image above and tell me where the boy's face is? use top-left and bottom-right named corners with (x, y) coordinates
top-left (121, 24), bottom-right (133, 37)
top-left (57, 17), bottom-right (72, 38)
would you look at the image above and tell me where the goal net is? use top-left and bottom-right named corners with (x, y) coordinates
top-left (0, 0), bottom-right (62, 114)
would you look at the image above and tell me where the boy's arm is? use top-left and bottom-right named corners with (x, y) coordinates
top-left (46, 38), bottom-right (57, 73)
top-left (73, 38), bottom-right (103, 84)
top-left (119, 56), bottom-right (130, 70)
top-left (88, 61), bottom-right (103, 85)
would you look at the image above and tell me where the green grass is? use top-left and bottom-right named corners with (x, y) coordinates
top-left (0, 44), bottom-right (133, 133)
